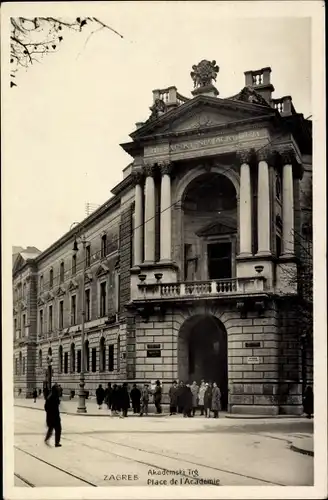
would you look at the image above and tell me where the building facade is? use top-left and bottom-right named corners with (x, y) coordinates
top-left (13, 62), bottom-right (313, 415)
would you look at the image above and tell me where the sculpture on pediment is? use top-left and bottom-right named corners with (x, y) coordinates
top-left (191, 60), bottom-right (219, 88)
top-left (149, 98), bottom-right (167, 121)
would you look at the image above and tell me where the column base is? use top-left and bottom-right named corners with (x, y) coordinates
top-left (255, 251), bottom-right (272, 258)
top-left (237, 252), bottom-right (253, 259)
top-left (280, 252), bottom-right (295, 260)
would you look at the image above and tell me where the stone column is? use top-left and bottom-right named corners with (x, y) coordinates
top-left (143, 163), bottom-right (156, 263)
top-left (256, 150), bottom-right (271, 256)
top-left (281, 149), bottom-right (295, 256)
top-left (159, 161), bottom-right (172, 262)
top-left (237, 150), bottom-right (253, 257)
top-left (132, 171), bottom-right (144, 266)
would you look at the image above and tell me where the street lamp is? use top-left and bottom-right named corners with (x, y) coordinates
top-left (71, 225), bottom-right (88, 414)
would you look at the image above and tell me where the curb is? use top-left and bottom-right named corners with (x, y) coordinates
top-left (225, 414), bottom-right (304, 420)
top-left (14, 404), bottom-right (169, 417)
top-left (290, 443), bottom-right (314, 457)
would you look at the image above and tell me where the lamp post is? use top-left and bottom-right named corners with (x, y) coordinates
top-left (72, 227), bottom-right (88, 414)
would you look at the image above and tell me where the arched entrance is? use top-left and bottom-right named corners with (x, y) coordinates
top-left (178, 314), bottom-right (228, 410)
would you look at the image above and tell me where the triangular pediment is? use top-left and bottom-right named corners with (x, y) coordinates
top-left (37, 297), bottom-right (45, 306)
top-left (67, 280), bottom-right (78, 292)
top-left (21, 300), bottom-right (27, 310)
top-left (196, 217), bottom-right (237, 237)
top-left (96, 264), bottom-right (109, 278)
top-left (56, 286), bottom-right (66, 297)
top-left (44, 292), bottom-right (54, 302)
top-left (130, 94), bottom-right (275, 140)
top-left (85, 272), bottom-right (93, 284)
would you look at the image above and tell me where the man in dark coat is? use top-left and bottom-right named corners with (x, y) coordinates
top-left (177, 381), bottom-right (185, 414)
top-left (182, 384), bottom-right (193, 417)
top-left (44, 385), bottom-right (62, 447)
top-left (130, 384), bottom-right (141, 413)
top-left (169, 381), bottom-right (178, 415)
top-left (96, 384), bottom-right (105, 409)
top-left (111, 384), bottom-right (120, 415)
top-left (120, 383), bottom-right (130, 417)
top-left (154, 380), bottom-right (162, 414)
top-left (33, 388), bottom-right (38, 403)
top-left (303, 386), bottom-right (314, 418)
top-left (104, 383), bottom-right (113, 413)
top-left (140, 384), bottom-right (150, 416)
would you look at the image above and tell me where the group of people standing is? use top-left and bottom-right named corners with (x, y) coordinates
top-left (169, 380), bottom-right (221, 418)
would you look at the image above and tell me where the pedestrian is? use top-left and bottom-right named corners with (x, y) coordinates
top-left (111, 384), bottom-right (120, 415)
top-left (204, 383), bottom-right (212, 418)
top-left (44, 385), bottom-right (62, 447)
top-left (303, 386), bottom-right (314, 419)
top-left (177, 381), bottom-right (185, 414)
top-left (191, 381), bottom-right (199, 416)
top-left (183, 384), bottom-right (193, 417)
top-left (104, 383), bottom-right (113, 414)
top-left (96, 384), bottom-right (105, 409)
top-left (211, 382), bottom-right (221, 418)
top-left (140, 383), bottom-right (150, 416)
top-left (57, 385), bottom-right (63, 398)
top-left (154, 380), bottom-right (162, 414)
top-left (169, 380), bottom-right (178, 415)
top-left (33, 388), bottom-right (38, 403)
top-left (120, 383), bottom-right (130, 417)
top-left (198, 381), bottom-right (206, 416)
top-left (130, 384), bottom-right (141, 414)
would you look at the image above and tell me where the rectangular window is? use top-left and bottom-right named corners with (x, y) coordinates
top-left (108, 344), bottom-right (114, 372)
top-left (40, 275), bottom-right (44, 291)
top-left (59, 300), bottom-right (64, 329)
top-left (77, 350), bottom-right (81, 373)
top-left (86, 245), bottom-right (91, 268)
top-left (114, 272), bottom-right (120, 313)
top-left (22, 314), bottom-right (26, 327)
top-left (64, 352), bottom-right (68, 373)
top-left (71, 295), bottom-right (76, 325)
top-left (276, 235), bottom-right (282, 257)
top-left (49, 268), bottom-right (53, 288)
top-left (100, 281), bottom-right (107, 317)
top-left (60, 262), bottom-right (65, 283)
top-left (15, 358), bottom-right (18, 375)
top-left (49, 305), bottom-right (53, 332)
top-left (14, 318), bottom-right (17, 336)
top-left (101, 234), bottom-right (107, 258)
top-left (85, 289), bottom-right (91, 321)
top-left (72, 254), bottom-right (77, 275)
top-left (91, 348), bottom-right (97, 372)
top-left (39, 310), bottom-right (44, 334)
top-left (22, 357), bottom-right (25, 375)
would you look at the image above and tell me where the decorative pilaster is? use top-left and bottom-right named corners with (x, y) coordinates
top-left (281, 149), bottom-right (295, 257)
top-left (256, 149), bottom-right (271, 256)
top-left (132, 170), bottom-right (144, 267)
top-left (143, 162), bottom-right (157, 263)
top-left (237, 150), bottom-right (253, 257)
top-left (159, 160), bottom-right (173, 262)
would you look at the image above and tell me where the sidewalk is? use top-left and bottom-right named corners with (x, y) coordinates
top-left (290, 436), bottom-right (314, 457)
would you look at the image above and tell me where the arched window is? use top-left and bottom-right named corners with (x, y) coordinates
top-left (38, 349), bottom-right (42, 368)
top-left (15, 357), bottom-right (18, 375)
top-left (49, 268), bottom-right (54, 288)
top-left (84, 340), bottom-right (90, 372)
top-left (58, 345), bottom-right (63, 373)
top-left (48, 347), bottom-right (52, 357)
top-left (19, 352), bottom-right (22, 375)
top-left (22, 357), bottom-right (26, 375)
top-left (70, 343), bottom-right (75, 373)
top-left (117, 335), bottom-right (121, 372)
top-left (99, 337), bottom-right (106, 372)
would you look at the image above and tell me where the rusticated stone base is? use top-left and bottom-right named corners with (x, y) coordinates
top-left (279, 405), bottom-right (303, 415)
top-left (231, 404), bottom-right (279, 416)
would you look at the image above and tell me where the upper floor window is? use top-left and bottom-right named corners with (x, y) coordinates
top-left (49, 305), bottom-right (53, 332)
top-left (59, 300), bottom-right (64, 329)
top-left (23, 283), bottom-right (27, 298)
top-left (22, 314), bottom-right (26, 332)
top-left (86, 245), bottom-right (91, 268)
top-left (40, 275), bottom-right (44, 291)
top-left (71, 295), bottom-right (77, 325)
top-left (85, 289), bottom-right (91, 322)
top-left (101, 234), bottom-right (107, 258)
top-left (72, 254), bottom-right (77, 275)
top-left (14, 318), bottom-right (17, 337)
top-left (49, 268), bottom-right (54, 288)
top-left (60, 262), bottom-right (65, 283)
top-left (39, 310), bottom-right (44, 335)
top-left (100, 281), bottom-right (107, 317)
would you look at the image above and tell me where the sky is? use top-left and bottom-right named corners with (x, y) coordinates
top-left (4, 2), bottom-right (313, 252)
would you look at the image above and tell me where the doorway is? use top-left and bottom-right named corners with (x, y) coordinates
top-left (178, 314), bottom-right (228, 410)
top-left (207, 242), bottom-right (232, 279)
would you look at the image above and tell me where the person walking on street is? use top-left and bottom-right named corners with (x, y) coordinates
top-left (44, 385), bottom-right (62, 447)
top-left (177, 381), bottom-right (185, 414)
top-left (303, 386), bottom-right (314, 418)
top-left (211, 382), bottom-right (221, 418)
top-left (169, 380), bottom-right (178, 415)
top-left (104, 383), bottom-right (113, 414)
top-left (96, 384), bottom-right (105, 409)
top-left (140, 384), bottom-right (150, 416)
top-left (204, 383), bottom-right (212, 418)
top-left (33, 388), bottom-right (38, 403)
top-left (154, 380), bottom-right (162, 414)
top-left (111, 384), bottom-right (119, 415)
top-left (183, 384), bottom-right (193, 417)
top-left (120, 383), bottom-right (130, 417)
top-left (198, 381), bottom-right (206, 416)
top-left (191, 381), bottom-right (199, 416)
top-left (130, 384), bottom-right (141, 414)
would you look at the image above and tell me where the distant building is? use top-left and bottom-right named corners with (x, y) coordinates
top-left (13, 62), bottom-right (312, 415)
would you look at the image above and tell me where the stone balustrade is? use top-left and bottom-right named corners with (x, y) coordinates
top-left (135, 276), bottom-right (266, 301)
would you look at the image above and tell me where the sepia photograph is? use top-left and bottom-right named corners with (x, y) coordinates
top-left (2, 1), bottom-right (326, 499)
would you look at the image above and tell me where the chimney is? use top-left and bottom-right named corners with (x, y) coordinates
top-left (244, 67), bottom-right (275, 103)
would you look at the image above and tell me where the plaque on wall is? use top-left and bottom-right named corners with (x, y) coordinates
top-left (146, 343), bottom-right (161, 358)
top-left (247, 356), bottom-right (260, 364)
top-left (245, 341), bottom-right (262, 348)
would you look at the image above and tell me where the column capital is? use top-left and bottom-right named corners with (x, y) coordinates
top-left (236, 149), bottom-right (252, 165)
top-left (158, 160), bottom-right (173, 175)
top-left (131, 169), bottom-right (144, 186)
top-left (143, 161), bottom-right (157, 177)
top-left (279, 148), bottom-right (295, 165)
top-left (256, 147), bottom-right (276, 164)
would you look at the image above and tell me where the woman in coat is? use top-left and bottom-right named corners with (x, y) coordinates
top-left (211, 382), bottom-right (221, 418)
top-left (154, 380), bottom-right (162, 414)
top-left (204, 383), bottom-right (212, 418)
top-left (303, 386), bottom-right (313, 418)
top-left (198, 381), bottom-right (206, 416)
top-left (120, 383), bottom-right (130, 417)
top-left (169, 381), bottom-right (178, 415)
top-left (96, 384), bottom-right (105, 409)
top-left (190, 381), bottom-right (199, 416)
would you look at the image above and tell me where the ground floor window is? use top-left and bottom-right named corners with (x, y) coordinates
top-left (77, 350), bottom-right (81, 373)
top-left (64, 352), bottom-right (68, 373)
top-left (91, 348), bottom-right (97, 372)
top-left (108, 344), bottom-right (114, 371)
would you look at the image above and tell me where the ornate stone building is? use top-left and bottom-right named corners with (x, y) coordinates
top-left (13, 62), bottom-right (312, 415)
